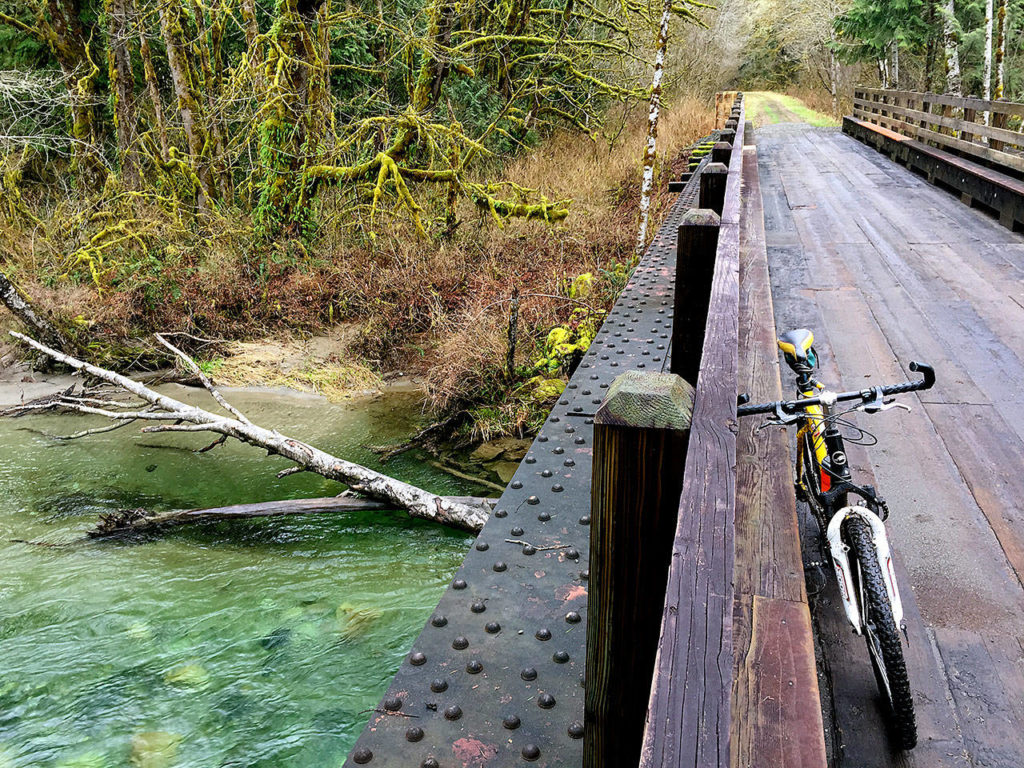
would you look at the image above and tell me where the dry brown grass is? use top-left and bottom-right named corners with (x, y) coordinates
top-left (2, 94), bottom-right (717, 414)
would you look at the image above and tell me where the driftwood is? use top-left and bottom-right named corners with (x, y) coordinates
top-left (7, 332), bottom-right (492, 533)
top-left (88, 495), bottom-right (496, 537)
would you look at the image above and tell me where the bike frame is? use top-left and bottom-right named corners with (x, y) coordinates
top-left (790, 373), bottom-right (905, 635)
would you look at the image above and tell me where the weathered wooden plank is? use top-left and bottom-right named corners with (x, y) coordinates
top-left (933, 629), bottom-right (1024, 768)
top-left (640, 99), bottom-right (744, 768)
top-left (853, 97), bottom-right (1024, 150)
top-left (856, 87), bottom-right (1024, 119)
top-left (731, 596), bottom-right (827, 768)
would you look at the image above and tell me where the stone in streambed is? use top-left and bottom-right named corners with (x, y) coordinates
top-left (470, 441), bottom-right (505, 462)
top-left (163, 662), bottom-right (209, 688)
top-left (130, 731), bottom-right (181, 768)
top-left (260, 627), bottom-right (292, 650)
top-left (336, 603), bottom-right (383, 641)
top-left (54, 752), bottom-right (107, 768)
top-left (488, 461), bottom-right (521, 484)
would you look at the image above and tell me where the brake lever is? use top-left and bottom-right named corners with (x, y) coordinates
top-left (858, 386), bottom-right (912, 414)
top-left (757, 401), bottom-right (803, 430)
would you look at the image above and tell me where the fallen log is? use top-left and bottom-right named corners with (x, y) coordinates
top-left (0, 270), bottom-right (73, 367)
top-left (7, 332), bottom-right (492, 533)
top-left (88, 495), bottom-right (496, 537)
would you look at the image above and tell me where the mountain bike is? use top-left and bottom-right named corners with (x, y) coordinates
top-left (737, 328), bottom-right (935, 751)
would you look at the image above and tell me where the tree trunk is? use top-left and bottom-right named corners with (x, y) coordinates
top-left (829, 43), bottom-right (839, 118)
top-left (944, 0), bottom-right (962, 95)
top-left (995, 0), bottom-right (1007, 98)
top-left (634, 0), bottom-right (671, 259)
top-left (925, 0), bottom-right (937, 91)
top-left (0, 271), bottom-right (73, 366)
top-left (7, 332), bottom-right (492, 532)
top-left (106, 0), bottom-right (139, 187)
top-left (137, 10), bottom-right (169, 163)
top-left (892, 40), bottom-right (900, 89)
top-left (158, 0), bottom-right (212, 208)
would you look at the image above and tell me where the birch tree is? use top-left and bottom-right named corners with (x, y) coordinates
top-left (943, 0), bottom-right (962, 94)
top-left (995, 0), bottom-right (1007, 98)
top-left (635, 0), bottom-right (673, 258)
top-left (985, 0), bottom-right (993, 122)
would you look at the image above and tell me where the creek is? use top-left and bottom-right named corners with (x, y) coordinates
top-left (0, 385), bottom-right (480, 767)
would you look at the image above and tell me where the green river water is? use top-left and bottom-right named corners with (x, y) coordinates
top-left (0, 385), bottom-right (479, 768)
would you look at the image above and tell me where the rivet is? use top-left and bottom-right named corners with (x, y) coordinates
top-left (538, 693), bottom-right (556, 709)
top-left (538, 512), bottom-right (551, 522)
top-left (566, 611), bottom-right (581, 624)
top-left (527, 496), bottom-right (540, 505)
top-left (444, 705), bottom-right (463, 721)
top-left (578, 515), bottom-right (590, 525)
top-left (552, 447), bottom-right (564, 455)
top-left (453, 578), bottom-right (467, 590)
top-left (466, 659), bottom-right (483, 674)
top-left (523, 545), bottom-right (537, 555)
top-left (422, 759), bottom-right (439, 768)
top-left (551, 484), bottom-right (564, 492)
top-left (486, 621), bottom-right (501, 634)
top-left (536, 628), bottom-right (551, 641)
top-left (551, 416), bottom-right (560, 423)
top-left (406, 726), bottom-right (424, 742)
top-left (409, 651), bottom-right (426, 666)
top-left (476, 541), bottom-right (489, 551)
top-left (353, 748), bottom-right (373, 764)
top-left (564, 426), bottom-right (575, 434)
top-left (564, 458), bottom-right (575, 467)
top-left (553, 650), bottom-right (570, 664)
top-left (511, 481), bottom-right (523, 489)
top-left (524, 457), bottom-right (536, 465)
top-left (559, 399), bottom-right (568, 405)
top-left (522, 744), bottom-right (541, 761)
top-left (383, 696), bottom-right (402, 711)
top-left (431, 615), bottom-right (448, 628)
top-left (568, 721), bottom-right (585, 739)
top-left (452, 636), bottom-right (469, 650)
top-left (538, 435), bottom-right (548, 442)
top-left (503, 714), bottom-right (521, 730)
top-left (521, 667), bottom-right (538, 681)
top-left (541, 469), bottom-right (552, 478)
top-left (430, 679), bottom-right (448, 693)
top-left (581, 570), bottom-right (590, 580)
top-left (566, 548), bottom-right (580, 560)
top-left (493, 561), bottom-right (507, 572)
top-left (582, 389), bottom-right (591, 395)
top-left (495, 509), bottom-right (508, 518)
top-left (471, 600), bottom-right (486, 613)
top-left (511, 526), bottom-right (524, 536)
top-left (574, 437), bottom-right (586, 444)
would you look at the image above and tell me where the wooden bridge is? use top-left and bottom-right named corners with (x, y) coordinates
top-left (342, 91), bottom-right (1024, 768)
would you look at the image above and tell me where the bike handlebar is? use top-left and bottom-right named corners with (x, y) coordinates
top-left (737, 361), bottom-right (935, 417)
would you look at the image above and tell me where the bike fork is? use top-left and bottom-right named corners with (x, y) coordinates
top-left (825, 506), bottom-right (906, 636)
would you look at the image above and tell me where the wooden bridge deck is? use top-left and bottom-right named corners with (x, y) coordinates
top-left (758, 123), bottom-right (1024, 767)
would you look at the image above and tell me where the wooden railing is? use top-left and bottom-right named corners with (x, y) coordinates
top-left (853, 88), bottom-right (1024, 174)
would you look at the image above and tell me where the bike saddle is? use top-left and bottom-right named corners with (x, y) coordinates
top-left (778, 329), bottom-right (817, 371)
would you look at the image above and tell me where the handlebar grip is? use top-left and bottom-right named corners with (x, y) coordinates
top-left (737, 401), bottom-right (777, 416)
top-left (879, 361), bottom-right (935, 396)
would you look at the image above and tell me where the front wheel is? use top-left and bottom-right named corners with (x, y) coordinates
top-left (845, 516), bottom-right (918, 750)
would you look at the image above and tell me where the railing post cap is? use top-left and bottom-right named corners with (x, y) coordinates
top-left (681, 208), bottom-right (721, 227)
top-left (713, 140), bottom-right (733, 150)
top-left (718, 128), bottom-right (736, 140)
top-left (704, 162), bottom-right (729, 174)
top-left (595, 371), bottom-right (694, 430)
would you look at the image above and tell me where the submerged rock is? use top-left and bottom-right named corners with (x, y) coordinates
top-left (488, 461), bottom-right (520, 484)
top-left (259, 627), bottom-right (292, 650)
top-left (54, 752), bottom-right (107, 768)
top-left (163, 662), bottom-right (210, 688)
top-left (130, 731), bottom-right (181, 768)
top-left (336, 603), bottom-right (383, 641)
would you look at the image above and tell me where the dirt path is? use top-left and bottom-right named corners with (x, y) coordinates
top-left (745, 91), bottom-right (838, 128)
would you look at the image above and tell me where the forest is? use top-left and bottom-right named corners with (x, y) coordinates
top-left (1, 0), bottom-right (1023, 441)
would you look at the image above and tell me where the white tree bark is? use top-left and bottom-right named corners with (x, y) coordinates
top-left (944, 0), bottom-right (963, 95)
top-left (0, 270), bottom-right (73, 359)
top-left (892, 40), bottom-right (900, 88)
top-left (985, 0), bottom-right (994, 124)
top-left (634, 0), bottom-right (672, 258)
top-left (7, 332), bottom-right (491, 533)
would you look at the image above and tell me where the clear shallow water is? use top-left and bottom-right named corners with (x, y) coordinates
top-left (0, 386), bottom-right (477, 768)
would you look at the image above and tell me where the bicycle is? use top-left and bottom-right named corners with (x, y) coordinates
top-left (737, 328), bottom-right (935, 751)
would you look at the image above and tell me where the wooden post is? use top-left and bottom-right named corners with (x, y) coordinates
top-left (718, 128), bottom-right (736, 145)
top-left (711, 140), bottom-right (733, 164)
top-left (585, 370), bottom-right (694, 768)
top-left (700, 162), bottom-right (729, 215)
top-left (963, 98), bottom-right (977, 143)
top-left (671, 208), bottom-right (721, 385)
top-left (992, 100), bottom-right (1008, 151)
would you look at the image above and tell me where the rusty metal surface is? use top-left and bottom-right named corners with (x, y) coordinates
top-left (342, 161), bottom-right (708, 768)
